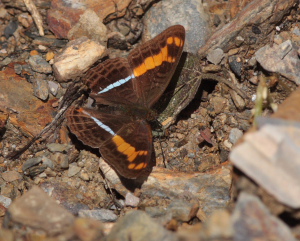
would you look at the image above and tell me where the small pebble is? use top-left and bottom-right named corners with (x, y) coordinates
top-left (4, 21), bottom-right (18, 38)
top-left (229, 128), bottom-right (243, 144)
top-left (47, 143), bottom-right (72, 152)
top-left (79, 171), bottom-right (90, 181)
top-left (207, 48), bottom-right (224, 65)
top-left (30, 50), bottom-right (39, 56)
top-left (68, 164), bottom-right (81, 177)
top-left (0, 195), bottom-right (12, 208)
top-left (125, 192), bottom-right (140, 207)
top-left (78, 209), bottom-right (118, 222)
top-left (48, 80), bottom-right (59, 96)
top-left (28, 55), bottom-right (52, 74)
top-left (22, 157), bottom-right (43, 172)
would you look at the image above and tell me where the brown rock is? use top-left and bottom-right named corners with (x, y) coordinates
top-left (53, 37), bottom-right (105, 82)
top-left (67, 9), bottom-right (107, 45)
top-left (232, 193), bottom-right (296, 241)
top-left (0, 65), bottom-right (54, 136)
top-left (1, 171), bottom-right (22, 182)
top-left (7, 186), bottom-right (75, 236)
top-left (47, 0), bottom-right (131, 39)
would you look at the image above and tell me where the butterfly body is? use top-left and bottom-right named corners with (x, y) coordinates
top-left (67, 25), bottom-right (185, 178)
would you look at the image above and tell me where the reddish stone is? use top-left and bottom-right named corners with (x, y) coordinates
top-left (0, 63), bottom-right (55, 136)
top-left (47, 0), bottom-right (131, 39)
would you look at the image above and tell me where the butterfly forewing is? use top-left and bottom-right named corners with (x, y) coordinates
top-left (84, 58), bottom-right (139, 106)
top-left (128, 25), bottom-right (185, 107)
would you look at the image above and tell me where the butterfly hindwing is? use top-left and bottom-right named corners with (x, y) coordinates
top-left (84, 25), bottom-right (185, 108)
top-left (66, 107), bottom-right (152, 178)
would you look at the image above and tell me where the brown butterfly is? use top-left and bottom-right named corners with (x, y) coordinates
top-left (66, 25), bottom-right (185, 179)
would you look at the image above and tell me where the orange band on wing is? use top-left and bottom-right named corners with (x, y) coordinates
top-left (112, 135), bottom-right (148, 162)
top-left (133, 37), bottom-right (184, 77)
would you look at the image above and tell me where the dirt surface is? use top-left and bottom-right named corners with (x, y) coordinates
top-left (0, 0), bottom-right (299, 240)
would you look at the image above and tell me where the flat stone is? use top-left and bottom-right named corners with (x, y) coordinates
top-left (207, 48), bottom-right (224, 65)
top-left (7, 186), bottom-right (75, 235)
top-left (102, 160), bottom-right (232, 218)
top-left (53, 37), bottom-right (105, 82)
top-left (106, 210), bottom-right (177, 241)
top-left (28, 55), bottom-right (52, 74)
top-left (67, 9), bottom-right (107, 45)
top-left (22, 157), bottom-right (43, 172)
top-left (47, 0), bottom-right (131, 39)
top-left (255, 40), bottom-right (300, 85)
top-left (125, 192), bottom-right (140, 207)
top-left (232, 193), bottom-right (296, 241)
top-left (78, 209), bottom-right (118, 222)
top-left (229, 128), bottom-right (243, 144)
top-left (0, 66), bottom-right (54, 136)
top-left (32, 73), bottom-right (49, 100)
top-left (0, 195), bottom-right (12, 208)
top-left (47, 143), bottom-right (72, 152)
top-left (68, 164), bottom-right (81, 177)
top-left (230, 122), bottom-right (300, 208)
top-left (144, 0), bottom-right (210, 54)
top-left (1, 171), bottom-right (22, 182)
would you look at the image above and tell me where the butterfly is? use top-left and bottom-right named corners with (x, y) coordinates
top-left (66, 25), bottom-right (185, 179)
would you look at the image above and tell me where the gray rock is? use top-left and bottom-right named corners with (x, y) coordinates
top-left (32, 73), bottom-right (49, 100)
top-left (0, 195), bottom-right (12, 208)
top-left (78, 209), bottom-right (118, 222)
top-left (4, 20), bottom-right (18, 38)
top-left (255, 40), bottom-right (300, 85)
top-left (41, 156), bottom-right (55, 169)
top-left (68, 164), bottom-right (81, 177)
top-left (229, 128), bottom-right (243, 144)
top-left (229, 56), bottom-right (243, 77)
top-left (207, 48), bottom-right (224, 65)
top-left (232, 193), bottom-right (296, 241)
top-left (167, 199), bottom-right (199, 222)
top-left (28, 55), bottom-right (52, 74)
top-left (48, 80), bottom-right (59, 96)
top-left (1, 171), bottom-right (22, 182)
top-left (22, 157), bottom-right (43, 172)
top-left (7, 186), bottom-right (75, 236)
top-left (106, 210), bottom-right (178, 241)
top-left (125, 192), bottom-right (140, 207)
top-left (47, 143), bottom-right (72, 153)
top-left (144, 0), bottom-right (210, 54)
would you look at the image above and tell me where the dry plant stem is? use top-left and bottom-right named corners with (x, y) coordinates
top-left (23, 0), bottom-right (44, 36)
top-left (253, 77), bottom-right (268, 127)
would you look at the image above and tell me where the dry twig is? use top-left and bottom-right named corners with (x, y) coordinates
top-left (23, 0), bottom-right (44, 36)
